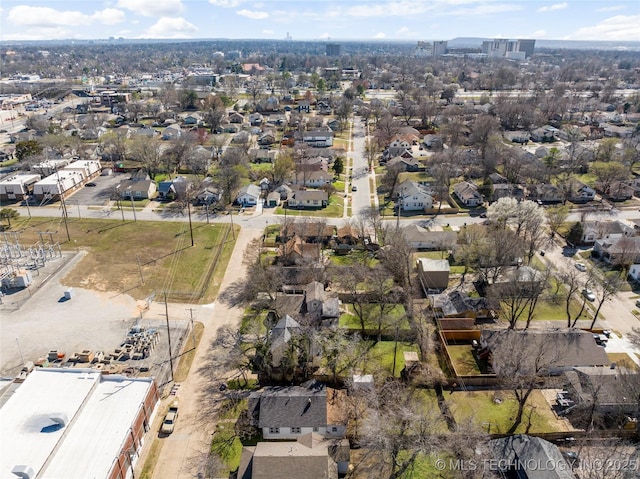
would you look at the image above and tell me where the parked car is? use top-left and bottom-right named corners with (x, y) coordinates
top-left (351, 185), bottom-right (357, 192)
top-left (635, 299), bottom-right (640, 308)
top-left (85, 182), bottom-right (97, 187)
top-left (161, 399), bottom-right (179, 434)
top-left (582, 288), bottom-right (596, 302)
top-left (575, 262), bottom-right (586, 272)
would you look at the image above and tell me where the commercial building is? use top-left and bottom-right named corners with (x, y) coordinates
top-left (0, 174), bottom-right (40, 201)
top-left (325, 43), bottom-right (342, 56)
top-left (482, 39), bottom-right (535, 59)
top-left (0, 368), bottom-right (159, 479)
top-left (415, 41), bottom-right (447, 57)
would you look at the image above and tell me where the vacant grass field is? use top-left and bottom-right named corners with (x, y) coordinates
top-left (339, 304), bottom-right (410, 330)
top-left (446, 390), bottom-right (567, 434)
top-left (10, 217), bottom-right (237, 303)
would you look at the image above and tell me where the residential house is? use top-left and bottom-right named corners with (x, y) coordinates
top-left (479, 329), bottom-right (610, 375)
top-left (453, 181), bottom-right (483, 207)
top-left (593, 234), bottom-right (640, 265)
top-left (32, 170), bottom-right (84, 201)
top-left (237, 184), bottom-right (262, 206)
top-left (381, 146), bottom-right (413, 163)
top-left (249, 148), bottom-right (278, 164)
top-left (386, 156), bottom-right (421, 172)
top-left (488, 173), bottom-right (509, 184)
top-left (279, 235), bottom-right (321, 265)
top-left (327, 119), bottom-right (341, 131)
top-left (133, 125), bottom-right (156, 138)
top-left (228, 111), bottom-right (245, 124)
top-left (297, 156), bottom-right (329, 173)
top-left (157, 180), bottom-right (177, 200)
top-left (566, 181), bottom-right (595, 203)
top-left (275, 183), bottom-right (294, 201)
top-left (116, 179), bottom-right (157, 200)
top-left (401, 225), bottom-right (457, 250)
top-left (249, 113), bottom-right (263, 126)
top-left (267, 315), bottom-right (302, 368)
top-left (265, 191), bottom-right (281, 208)
top-left (416, 258), bottom-right (450, 291)
top-left (596, 180), bottom-right (634, 201)
top-left (194, 184), bottom-right (222, 206)
top-left (489, 435), bottom-right (576, 479)
top-left (628, 263), bottom-right (640, 281)
top-left (563, 366), bottom-right (640, 416)
top-left (395, 181), bottom-right (433, 211)
top-left (316, 100), bottom-right (332, 115)
top-left (161, 123), bottom-right (182, 140)
top-left (258, 131), bottom-right (276, 146)
top-left (232, 131), bottom-right (252, 145)
top-left (432, 291), bottom-right (495, 320)
top-left (248, 380), bottom-right (345, 440)
top-left (259, 177), bottom-right (270, 191)
top-left (580, 220), bottom-right (633, 245)
top-left (281, 223), bottom-right (335, 244)
top-left (304, 281), bottom-right (340, 320)
top-left (301, 130), bottom-right (334, 147)
top-left (182, 113), bottom-right (203, 126)
top-left (237, 433), bottom-right (350, 479)
top-left (292, 170), bottom-right (333, 188)
top-left (530, 125), bottom-right (558, 142)
top-left (288, 189), bottom-right (329, 209)
top-left (527, 184), bottom-right (563, 203)
top-left (491, 183), bottom-right (525, 202)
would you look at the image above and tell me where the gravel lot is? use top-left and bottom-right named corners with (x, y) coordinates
top-left (0, 250), bottom-right (189, 382)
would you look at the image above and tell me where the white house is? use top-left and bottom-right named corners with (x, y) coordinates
top-left (396, 180), bottom-right (433, 211)
top-left (629, 264), bottom-right (640, 281)
top-left (248, 380), bottom-right (345, 440)
top-left (162, 123), bottom-right (182, 140)
top-left (302, 130), bottom-right (334, 147)
top-left (237, 183), bottom-right (261, 206)
top-left (453, 181), bottom-right (483, 207)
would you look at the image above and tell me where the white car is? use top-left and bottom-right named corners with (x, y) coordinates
top-left (575, 262), bottom-right (586, 272)
top-left (582, 288), bottom-right (596, 302)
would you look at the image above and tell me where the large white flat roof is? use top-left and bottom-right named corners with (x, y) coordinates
top-left (0, 368), bottom-right (155, 479)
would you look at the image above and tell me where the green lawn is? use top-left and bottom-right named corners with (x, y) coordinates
top-left (446, 345), bottom-right (482, 375)
top-left (211, 424), bottom-right (243, 473)
top-left (398, 172), bottom-right (435, 184)
top-left (339, 303), bottom-right (410, 330)
top-left (250, 162), bottom-right (273, 174)
top-left (446, 390), bottom-right (565, 434)
top-left (363, 341), bottom-right (419, 377)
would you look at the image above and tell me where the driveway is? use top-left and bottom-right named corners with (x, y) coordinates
top-left (145, 226), bottom-right (262, 479)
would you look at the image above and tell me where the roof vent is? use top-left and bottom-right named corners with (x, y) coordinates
top-left (49, 414), bottom-right (68, 427)
top-left (11, 465), bottom-right (35, 479)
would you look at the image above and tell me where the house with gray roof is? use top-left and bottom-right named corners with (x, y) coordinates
top-left (453, 181), bottom-right (483, 207)
top-left (238, 433), bottom-right (350, 479)
top-left (247, 380), bottom-right (345, 440)
top-left (395, 181), bottom-right (433, 211)
top-left (268, 314), bottom-right (301, 367)
top-left (237, 183), bottom-right (262, 206)
top-left (489, 435), bottom-right (575, 479)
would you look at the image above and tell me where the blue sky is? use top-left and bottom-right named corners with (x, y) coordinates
top-left (1, 0), bottom-right (638, 42)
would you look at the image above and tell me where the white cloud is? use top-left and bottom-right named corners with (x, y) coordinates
top-left (262, 29), bottom-right (274, 35)
top-left (565, 14), bottom-right (640, 41)
top-left (209, 0), bottom-right (243, 6)
top-left (374, 32), bottom-right (387, 39)
top-left (237, 9), bottom-right (269, 19)
top-left (596, 5), bottom-right (625, 12)
top-left (530, 29), bottom-right (547, 38)
top-left (537, 2), bottom-right (568, 13)
top-left (92, 9), bottom-right (126, 25)
top-left (319, 32), bottom-right (331, 39)
top-left (117, 0), bottom-right (183, 17)
top-left (450, 3), bottom-right (523, 16)
top-left (7, 6), bottom-right (125, 26)
top-left (7, 27), bottom-right (74, 41)
top-left (144, 16), bottom-right (197, 38)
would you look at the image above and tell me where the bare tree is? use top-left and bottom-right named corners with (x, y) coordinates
top-left (589, 272), bottom-right (621, 329)
top-left (128, 134), bottom-right (162, 179)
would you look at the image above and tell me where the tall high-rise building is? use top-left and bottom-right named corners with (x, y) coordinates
top-left (516, 39), bottom-right (536, 58)
top-left (415, 41), bottom-right (447, 57)
top-left (326, 43), bottom-right (342, 56)
top-left (433, 40), bottom-right (448, 56)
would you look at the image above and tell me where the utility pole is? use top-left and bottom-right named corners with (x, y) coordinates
top-left (186, 308), bottom-right (196, 349)
top-left (54, 165), bottom-right (71, 242)
top-left (164, 293), bottom-right (174, 382)
top-left (187, 200), bottom-right (194, 247)
top-left (229, 207), bottom-right (235, 239)
top-left (130, 195), bottom-right (137, 222)
top-left (136, 255), bottom-right (144, 285)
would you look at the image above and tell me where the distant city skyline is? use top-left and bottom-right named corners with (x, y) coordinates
top-left (0, 0), bottom-right (639, 43)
